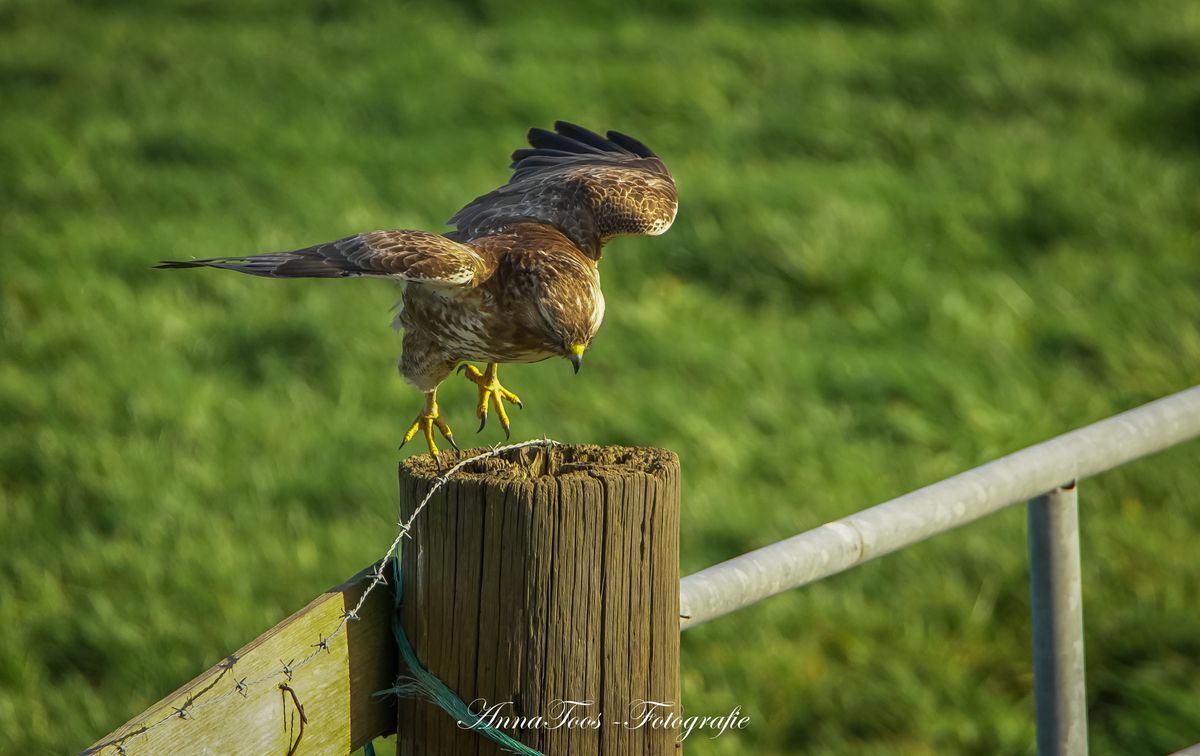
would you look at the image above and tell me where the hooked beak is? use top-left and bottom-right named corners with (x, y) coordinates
top-left (568, 343), bottom-right (585, 374)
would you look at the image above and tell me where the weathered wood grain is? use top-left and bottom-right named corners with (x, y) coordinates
top-left (398, 444), bottom-right (682, 756)
top-left (85, 565), bottom-right (397, 755)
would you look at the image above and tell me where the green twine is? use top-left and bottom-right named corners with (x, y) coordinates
top-left (375, 555), bottom-right (544, 756)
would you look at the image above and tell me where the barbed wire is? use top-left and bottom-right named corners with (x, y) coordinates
top-left (85, 438), bottom-right (561, 755)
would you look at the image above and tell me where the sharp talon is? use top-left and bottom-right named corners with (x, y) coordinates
top-left (403, 394), bottom-right (456, 455)
top-left (461, 363), bottom-right (522, 439)
top-left (456, 364), bottom-right (466, 375)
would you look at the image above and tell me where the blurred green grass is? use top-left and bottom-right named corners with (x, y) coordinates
top-left (2, 0), bottom-right (1199, 753)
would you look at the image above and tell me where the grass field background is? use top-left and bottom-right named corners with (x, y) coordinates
top-left (3, 0), bottom-right (1199, 752)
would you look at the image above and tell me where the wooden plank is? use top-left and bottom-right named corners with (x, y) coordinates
top-left (397, 444), bottom-right (681, 756)
top-left (85, 565), bottom-right (398, 755)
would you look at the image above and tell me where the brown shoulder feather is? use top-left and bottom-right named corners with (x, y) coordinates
top-left (447, 121), bottom-right (677, 257)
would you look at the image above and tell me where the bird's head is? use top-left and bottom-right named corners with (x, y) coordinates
top-left (531, 302), bottom-right (597, 374)
top-left (529, 260), bottom-right (604, 374)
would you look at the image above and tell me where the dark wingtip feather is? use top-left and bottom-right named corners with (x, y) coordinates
top-left (154, 260), bottom-right (205, 269)
top-left (510, 122), bottom-right (661, 178)
top-left (153, 253), bottom-right (350, 278)
top-left (509, 147), bottom-right (577, 167)
top-left (526, 127), bottom-right (607, 156)
top-left (606, 130), bottom-right (657, 158)
top-left (525, 126), bottom-right (557, 148)
top-left (553, 121), bottom-right (622, 152)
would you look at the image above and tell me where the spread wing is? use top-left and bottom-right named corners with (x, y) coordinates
top-left (447, 121), bottom-right (677, 257)
top-left (156, 230), bottom-right (492, 286)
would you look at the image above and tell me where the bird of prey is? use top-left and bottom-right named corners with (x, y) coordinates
top-left (157, 121), bottom-right (677, 455)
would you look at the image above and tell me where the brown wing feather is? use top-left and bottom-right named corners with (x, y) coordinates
top-left (157, 230), bottom-right (493, 286)
top-left (447, 122), bottom-right (677, 257)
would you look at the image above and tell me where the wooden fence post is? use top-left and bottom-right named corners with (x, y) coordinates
top-left (396, 443), bottom-right (681, 755)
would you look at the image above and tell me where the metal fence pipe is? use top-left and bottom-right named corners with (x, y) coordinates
top-left (680, 386), bottom-right (1200, 629)
top-left (1028, 482), bottom-right (1088, 756)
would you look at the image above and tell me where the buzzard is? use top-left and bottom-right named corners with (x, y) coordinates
top-left (157, 122), bottom-right (678, 455)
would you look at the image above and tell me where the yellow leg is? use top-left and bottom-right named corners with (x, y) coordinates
top-left (399, 389), bottom-right (458, 456)
top-left (458, 362), bottom-right (523, 438)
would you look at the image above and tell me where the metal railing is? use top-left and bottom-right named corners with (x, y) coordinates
top-left (678, 386), bottom-right (1200, 755)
